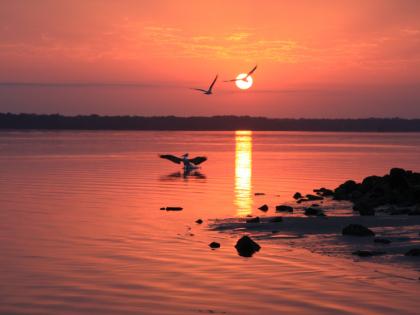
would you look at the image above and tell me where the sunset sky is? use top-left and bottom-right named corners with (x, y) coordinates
top-left (0, 0), bottom-right (419, 117)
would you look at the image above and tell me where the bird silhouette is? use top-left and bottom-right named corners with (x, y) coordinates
top-left (224, 65), bottom-right (257, 82)
top-left (191, 75), bottom-right (218, 95)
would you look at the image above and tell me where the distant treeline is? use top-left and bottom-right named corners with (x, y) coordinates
top-left (1, 113), bottom-right (420, 132)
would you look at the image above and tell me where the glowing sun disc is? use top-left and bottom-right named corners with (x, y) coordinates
top-left (235, 73), bottom-right (253, 90)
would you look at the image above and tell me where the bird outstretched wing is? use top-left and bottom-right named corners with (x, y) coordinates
top-left (160, 154), bottom-right (182, 164)
top-left (191, 88), bottom-right (208, 92)
top-left (188, 156), bottom-right (207, 165)
top-left (248, 65), bottom-right (257, 76)
top-left (208, 75), bottom-right (218, 92)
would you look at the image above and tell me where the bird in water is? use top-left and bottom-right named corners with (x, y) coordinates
top-left (191, 75), bottom-right (218, 95)
top-left (159, 153), bottom-right (207, 171)
top-left (224, 65), bottom-right (257, 82)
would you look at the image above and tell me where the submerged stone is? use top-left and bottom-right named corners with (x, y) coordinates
top-left (306, 194), bottom-right (324, 201)
top-left (342, 224), bottom-right (375, 236)
top-left (293, 192), bottom-right (302, 199)
top-left (165, 207), bottom-right (183, 211)
top-left (304, 207), bottom-right (324, 216)
top-left (258, 204), bottom-right (269, 212)
top-left (209, 242), bottom-right (220, 249)
top-left (235, 236), bottom-right (261, 257)
top-left (246, 217), bottom-right (260, 223)
top-left (276, 205), bottom-right (293, 212)
top-left (195, 219), bottom-right (203, 224)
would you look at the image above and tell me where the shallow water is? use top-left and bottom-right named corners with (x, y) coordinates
top-left (0, 130), bottom-right (419, 315)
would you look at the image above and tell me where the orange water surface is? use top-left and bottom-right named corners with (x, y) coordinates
top-left (0, 131), bottom-right (419, 315)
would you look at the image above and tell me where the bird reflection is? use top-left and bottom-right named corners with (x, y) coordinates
top-left (160, 169), bottom-right (206, 181)
top-left (235, 130), bottom-right (253, 216)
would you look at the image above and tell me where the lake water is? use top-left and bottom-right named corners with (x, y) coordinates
top-left (0, 131), bottom-right (419, 315)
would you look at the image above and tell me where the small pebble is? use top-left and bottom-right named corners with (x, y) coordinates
top-left (209, 242), bottom-right (220, 249)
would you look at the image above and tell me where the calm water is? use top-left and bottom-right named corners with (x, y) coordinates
top-left (1, 131), bottom-right (420, 315)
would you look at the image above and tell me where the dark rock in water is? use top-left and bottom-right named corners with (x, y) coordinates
top-left (342, 224), bottom-right (375, 236)
top-left (276, 205), bottom-right (293, 212)
top-left (311, 204), bottom-right (320, 207)
top-left (235, 236), bottom-right (261, 257)
top-left (352, 250), bottom-right (386, 257)
top-left (313, 187), bottom-right (334, 197)
top-left (389, 168), bottom-right (410, 191)
top-left (360, 175), bottom-right (382, 193)
top-left (165, 207), bottom-right (183, 211)
top-left (404, 248), bottom-right (420, 256)
top-left (306, 194), bottom-right (324, 201)
top-left (374, 238), bottom-right (391, 244)
top-left (258, 204), bottom-right (269, 212)
top-left (269, 217), bottom-right (283, 223)
top-left (352, 201), bottom-right (376, 215)
top-left (195, 219), bottom-right (203, 224)
top-left (334, 180), bottom-right (360, 200)
top-left (209, 242), bottom-right (220, 249)
top-left (293, 192), bottom-right (302, 200)
top-left (358, 206), bottom-right (375, 216)
top-left (246, 217), bottom-right (260, 223)
top-left (254, 192), bottom-right (265, 196)
top-left (350, 190), bottom-right (363, 200)
top-left (160, 207), bottom-right (166, 210)
top-left (304, 207), bottom-right (324, 216)
top-left (297, 198), bottom-right (309, 203)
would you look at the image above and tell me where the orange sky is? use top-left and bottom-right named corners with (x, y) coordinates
top-left (0, 0), bottom-right (419, 117)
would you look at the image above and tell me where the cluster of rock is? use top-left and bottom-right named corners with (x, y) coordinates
top-left (333, 168), bottom-right (420, 216)
top-left (342, 223), bottom-right (420, 258)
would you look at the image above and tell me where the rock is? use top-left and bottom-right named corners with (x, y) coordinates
top-left (304, 207), bottom-right (324, 216)
top-left (195, 219), bottom-right (203, 224)
top-left (275, 205), bottom-right (293, 212)
top-left (311, 204), bottom-right (320, 207)
top-left (293, 192), bottom-right (302, 199)
top-left (352, 201), bottom-right (375, 215)
top-left (314, 187), bottom-right (334, 197)
top-left (254, 192), bottom-right (265, 196)
top-left (235, 236), bottom-right (261, 257)
top-left (404, 248), bottom-right (420, 256)
top-left (360, 175), bottom-right (382, 193)
top-left (334, 180), bottom-right (359, 200)
top-left (389, 168), bottom-right (409, 191)
top-left (306, 194), bottom-right (324, 201)
top-left (342, 224), bottom-right (375, 236)
top-left (374, 238), bottom-right (391, 244)
top-left (209, 242), bottom-right (220, 249)
top-left (258, 204), bottom-right (269, 212)
top-left (160, 207), bottom-right (166, 210)
top-left (297, 198), bottom-right (309, 203)
top-left (165, 207), bottom-right (183, 211)
top-left (269, 217), bottom-right (283, 223)
top-left (352, 250), bottom-right (386, 257)
top-left (246, 217), bottom-right (260, 223)
top-left (359, 207), bottom-right (375, 216)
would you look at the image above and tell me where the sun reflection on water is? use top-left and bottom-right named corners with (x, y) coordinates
top-left (235, 130), bottom-right (253, 216)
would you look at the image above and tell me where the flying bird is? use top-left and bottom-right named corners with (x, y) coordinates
top-left (160, 153), bottom-right (207, 170)
top-left (191, 75), bottom-right (218, 95)
top-left (224, 65), bottom-right (257, 82)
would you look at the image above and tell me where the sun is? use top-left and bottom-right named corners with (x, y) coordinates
top-left (235, 73), bottom-right (253, 90)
